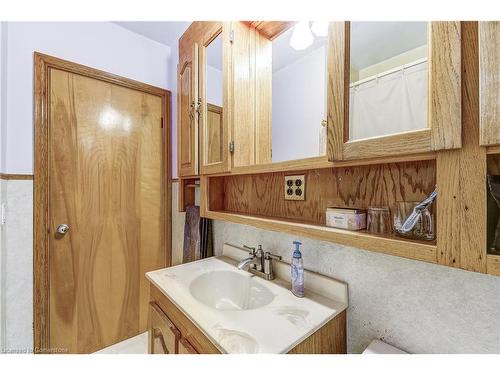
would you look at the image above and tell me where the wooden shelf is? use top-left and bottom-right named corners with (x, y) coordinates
top-left (204, 210), bottom-right (437, 264)
top-left (178, 177), bottom-right (200, 212)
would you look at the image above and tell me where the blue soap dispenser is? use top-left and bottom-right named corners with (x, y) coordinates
top-left (291, 241), bottom-right (304, 297)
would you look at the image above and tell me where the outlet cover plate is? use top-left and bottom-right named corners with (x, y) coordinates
top-left (284, 175), bottom-right (306, 201)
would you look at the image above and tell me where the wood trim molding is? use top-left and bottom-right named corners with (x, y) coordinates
top-left (429, 21), bottom-right (462, 150)
top-left (343, 129), bottom-right (432, 160)
top-left (33, 52), bottom-right (172, 352)
top-left (327, 21), bottom-right (348, 161)
top-left (0, 173), bottom-right (34, 180)
top-left (479, 21), bottom-right (500, 146)
top-left (246, 21), bottom-right (296, 40)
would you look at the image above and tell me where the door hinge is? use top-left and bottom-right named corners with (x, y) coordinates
top-left (229, 140), bottom-right (235, 153)
top-left (161, 117), bottom-right (164, 128)
top-left (229, 30), bottom-right (234, 44)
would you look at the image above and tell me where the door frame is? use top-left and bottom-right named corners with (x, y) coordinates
top-left (33, 52), bottom-right (172, 352)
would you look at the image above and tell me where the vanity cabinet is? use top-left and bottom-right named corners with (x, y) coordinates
top-left (149, 302), bottom-right (180, 354)
top-left (178, 338), bottom-right (199, 354)
top-left (177, 21), bottom-right (272, 177)
top-left (148, 283), bottom-right (346, 354)
top-left (479, 21), bottom-right (500, 147)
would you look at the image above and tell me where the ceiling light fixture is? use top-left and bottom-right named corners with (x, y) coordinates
top-left (290, 21), bottom-right (314, 50)
top-left (311, 21), bottom-right (328, 37)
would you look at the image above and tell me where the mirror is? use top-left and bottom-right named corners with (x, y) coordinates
top-left (204, 33), bottom-right (223, 165)
top-left (349, 22), bottom-right (428, 141)
top-left (271, 22), bottom-right (328, 163)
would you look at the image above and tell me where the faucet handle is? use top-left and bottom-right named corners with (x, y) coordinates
top-left (242, 245), bottom-right (256, 255)
top-left (265, 252), bottom-right (282, 261)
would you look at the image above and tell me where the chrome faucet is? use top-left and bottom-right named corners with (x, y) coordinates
top-left (238, 245), bottom-right (282, 280)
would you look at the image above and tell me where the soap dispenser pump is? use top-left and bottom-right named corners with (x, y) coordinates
top-left (291, 241), bottom-right (304, 297)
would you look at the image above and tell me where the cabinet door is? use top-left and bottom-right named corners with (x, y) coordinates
top-left (479, 21), bottom-right (500, 147)
top-left (178, 44), bottom-right (199, 177)
top-left (148, 303), bottom-right (181, 354)
top-left (199, 22), bottom-right (230, 174)
top-left (178, 337), bottom-right (199, 354)
top-left (328, 22), bottom-right (461, 161)
top-left (229, 21), bottom-right (272, 168)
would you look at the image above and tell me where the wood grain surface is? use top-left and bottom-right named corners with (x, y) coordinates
top-left (217, 161), bottom-right (436, 226)
top-left (479, 21), bottom-right (500, 146)
top-left (34, 51), bottom-right (170, 353)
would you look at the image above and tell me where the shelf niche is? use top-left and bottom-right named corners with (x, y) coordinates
top-left (206, 160), bottom-right (437, 262)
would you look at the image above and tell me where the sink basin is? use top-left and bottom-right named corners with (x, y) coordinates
top-left (189, 270), bottom-right (274, 311)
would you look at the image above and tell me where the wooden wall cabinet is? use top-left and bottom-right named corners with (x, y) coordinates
top-left (328, 22), bottom-right (462, 162)
top-left (177, 21), bottom-right (272, 177)
top-left (178, 42), bottom-right (199, 177)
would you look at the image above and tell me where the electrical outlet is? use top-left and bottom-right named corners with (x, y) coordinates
top-left (284, 175), bottom-right (305, 201)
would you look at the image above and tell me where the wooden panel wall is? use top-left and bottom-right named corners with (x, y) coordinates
top-left (212, 161), bottom-right (436, 227)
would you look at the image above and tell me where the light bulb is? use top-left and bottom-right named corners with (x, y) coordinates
top-left (311, 21), bottom-right (328, 37)
top-left (290, 21), bottom-right (314, 50)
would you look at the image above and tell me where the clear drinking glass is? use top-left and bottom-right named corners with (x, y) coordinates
top-left (393, 201), bottom-right (435, 241)
top-left (367, 207), bottom-right (391, 234)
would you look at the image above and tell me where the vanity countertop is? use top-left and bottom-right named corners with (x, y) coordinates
top-left (146, 249), bottom-right (348, 354)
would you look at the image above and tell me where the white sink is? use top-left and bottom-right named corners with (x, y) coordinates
top-left (189, 270), bottom-right (274, 311)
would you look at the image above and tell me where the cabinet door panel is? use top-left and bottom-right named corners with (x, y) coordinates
top-left (479, 21), bottom-right (500, 146)
top-left (178, 44), bottom-right (199, 177)
top-left (328, 21), bottom-right (461, 161)
top-left (149, 303), bottom-right (180, 354)
top-left (179, 337), bottom-right (199, 354)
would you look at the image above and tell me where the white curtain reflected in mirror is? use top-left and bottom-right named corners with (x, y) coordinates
top-left (349, 22), bottom-right (428, 141)
top-left (205, 33), bottom-right (223, 164)
top-left (272, 23), bottom-right (328, 163)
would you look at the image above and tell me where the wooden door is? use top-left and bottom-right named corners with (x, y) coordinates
top-left (34, 53), bottom-right (170, 354)
top-left (178, 44), bottom-right (199, 177)
top-left (479, 21), bottom-right (500, 146)
top-left (148, 303), bottom-right (180, 354)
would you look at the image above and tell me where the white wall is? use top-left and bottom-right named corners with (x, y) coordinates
top-left (0, 21), bottom-right (7, 349)
top-left (0, 22), bottom-right (6, 172)
top-left (272, 45), bottom-right (326, 162)
top-left (0, 21), bottom-right (171, 351)
top-left (3, 22), bottom-right (171, 174)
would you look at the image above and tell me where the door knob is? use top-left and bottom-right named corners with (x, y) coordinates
top-left (56, 224), bottom-right (70, 235)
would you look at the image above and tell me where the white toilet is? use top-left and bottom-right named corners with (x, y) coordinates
top-left (362, 339), bottom-right (408, 354)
